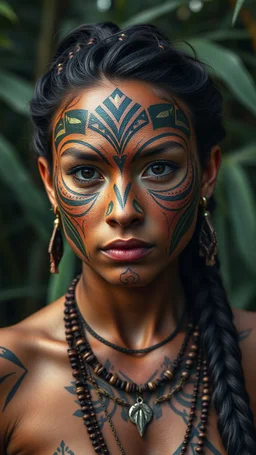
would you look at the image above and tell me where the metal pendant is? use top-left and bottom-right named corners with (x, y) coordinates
top-left (128, 397), bottom-right (153, 437)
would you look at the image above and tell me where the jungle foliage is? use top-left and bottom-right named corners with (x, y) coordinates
top-left (0, 0), bottom-right (256, 327)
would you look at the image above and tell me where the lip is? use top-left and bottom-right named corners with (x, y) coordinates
top-left (101, 246), bottom-right (153, 261)
top-left (102, 238), bottom-right (153, 250)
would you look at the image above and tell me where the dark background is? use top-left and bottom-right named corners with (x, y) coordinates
top-left (0, 0), bottom-right (256, 327)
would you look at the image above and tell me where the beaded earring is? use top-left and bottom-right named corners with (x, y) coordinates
top-left (199, 196), bottom-right (217, 266)
top-left (118, 33), bottom-right (126, 41)
top-left (48, 206), bottom-right (63, 274)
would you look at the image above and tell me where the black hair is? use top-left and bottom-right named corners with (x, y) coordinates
top-left (29, 22), bottom-right (256, 454)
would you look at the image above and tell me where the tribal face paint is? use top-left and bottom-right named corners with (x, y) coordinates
top-left (51, 80), bottom-right (201, 286)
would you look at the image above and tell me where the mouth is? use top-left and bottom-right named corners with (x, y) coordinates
top-left (101, 246), bottom-right (154, 261)
top-left (101, 238), bottom-right (154, 261)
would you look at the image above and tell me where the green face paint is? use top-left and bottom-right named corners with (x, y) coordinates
top-left (53, 81), bottom-right (199, 273)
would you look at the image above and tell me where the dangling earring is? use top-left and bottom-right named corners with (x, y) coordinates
top-left (199, 196), bottom-right (217, 266)
top-left (48, 206), bottom-right (63, 274)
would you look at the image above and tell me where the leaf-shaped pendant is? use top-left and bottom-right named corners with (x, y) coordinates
top-left (128, 397), bottom-right (153, 437)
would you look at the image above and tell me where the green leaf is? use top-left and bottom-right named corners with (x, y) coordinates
top-left (237, 51), bottom-right (256, 69)
top-left (0, 1), bottom-right (18, 23)
top-left (186, 39), bottom-right (256, 117)
top-left (0, 69), bottom-right (33, 115)
top-left (232, 0), bottom-right (246, 26)
top-left (201, 29), bottom-right (249, 41)
top-left (230, 281), bottom-right (256, 309)
top-left (221, 160), bottom-right (256, 274)
top-left (47, 241), bottom-right (77, 304)
top-left (0, 286), bottom-right (47, 302)
top-left (0, 133), bottom-right (50, 240)
top-left (0, 35), bottom-right (12, 49)
top-left (121, 0), bottom-right (183, 27)
top-left (227, 144), bottom-right (256, 165)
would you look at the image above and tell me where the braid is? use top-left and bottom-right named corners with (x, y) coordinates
top-left (180, 205), bottom-right (256, 454)
top-left (30, 20), bottom-right (256, 451)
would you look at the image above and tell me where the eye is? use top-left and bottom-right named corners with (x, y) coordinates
top-left (143, 161), bottom-right (179, 180)
top-left (66, 166), bottom-right (103, 185)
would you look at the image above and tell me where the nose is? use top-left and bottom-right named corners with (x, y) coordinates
top-left (105, 182), bottom-right (144, 228)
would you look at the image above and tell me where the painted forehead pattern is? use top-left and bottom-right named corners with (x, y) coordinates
top-left (54, 88), bottom-right (191, 152)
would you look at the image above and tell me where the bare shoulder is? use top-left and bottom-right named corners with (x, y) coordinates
top-left (0, 297), bottom-right (67, 451)
top-left (232, 306), bottom-right (256, 344)
top-left (232, 307), bottom-right (256, 415)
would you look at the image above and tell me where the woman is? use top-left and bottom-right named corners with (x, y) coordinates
top-left (0, 22), bottom-right (255, 455)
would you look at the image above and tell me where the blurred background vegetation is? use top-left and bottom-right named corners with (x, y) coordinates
top-left (0, 0), bottom-right (256, 327)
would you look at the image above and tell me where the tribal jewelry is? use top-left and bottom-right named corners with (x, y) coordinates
top-left (87, 365), bottom-right (192, 407)
top-left (75, 299), bottom-right (188, 355)
top-left (84, 328), bottom-right (199, 436)
top-left (64, 275), bottom-right (211, 453)
top-left (75, 306), bottom-right (195, 394)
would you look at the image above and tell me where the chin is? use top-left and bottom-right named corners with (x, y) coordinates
top-left (100, 266), bottom-right (163, 288)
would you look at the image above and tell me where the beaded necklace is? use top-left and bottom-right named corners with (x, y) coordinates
top-left (64, 275), bottom-right (211, 454)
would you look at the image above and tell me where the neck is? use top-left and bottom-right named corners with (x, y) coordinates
top-left (75, 260), bottom-right (188, 351)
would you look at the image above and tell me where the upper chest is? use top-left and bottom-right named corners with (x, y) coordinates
top-left (5, 347), bottom-right (226, 455)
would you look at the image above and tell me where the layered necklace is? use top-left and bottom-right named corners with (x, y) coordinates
top-left (64, 275), bottom-right (211, 454)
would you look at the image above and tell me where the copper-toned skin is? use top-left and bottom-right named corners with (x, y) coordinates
top-left (1, 80), bottom-right (255, 455)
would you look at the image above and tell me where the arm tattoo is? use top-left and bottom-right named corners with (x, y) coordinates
top-left (0, 346), bottom-right (28, 411)
top-left (238, 328), bottom-right (252, 343)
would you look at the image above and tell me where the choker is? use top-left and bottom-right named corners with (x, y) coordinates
top-left (64, 274), bottom-right (211, 454)
top-left (75, 299), bottom-right (188, 355)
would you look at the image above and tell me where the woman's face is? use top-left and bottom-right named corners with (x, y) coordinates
top-left (48, 80), bottom-right (203, 286)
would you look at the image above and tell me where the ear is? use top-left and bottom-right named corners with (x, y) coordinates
top-left (38, 157), bottom-right (57, 208)
top-left (200, 145), bottom-right (222, 198)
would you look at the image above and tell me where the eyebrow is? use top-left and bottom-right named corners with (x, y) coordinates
top-left (61, 147), bottom-right (110, 165)
top-left (61, 141), bottom-right (185, 163)
top-left (139, 141), bottom-right (185, 159)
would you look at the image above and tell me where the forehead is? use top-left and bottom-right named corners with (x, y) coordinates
top-left (52, 79), bottom-right (194, 156)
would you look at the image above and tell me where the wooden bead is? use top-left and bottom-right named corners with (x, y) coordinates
top-left (76, 339), bottom-right (85, 347)
top-left (109, 375), bottom-right (117, 385)
top-left (148, 381), bottom-right (156, 391)
top-left (125, 382), bottom-right (132, 393)
top-left (83, 351), bottom-right (93, 360)
top-left (68, 349), bottom-right (77, 356)
top-left (163, 369), bottom-right (173, 380)
top-left (71, 325), bottom-right (80, 332)
top-left (202, 395), bottom-right (210, 402)
top-left (76, 387), bottom-right (84, 394)
top-left (199, 432), bottom-right (206, 438)
top-left (181, 371), bottom-right (189, 379)
top-left (72, 370), bottom-right (80, 377)
top-left (188, 351), bottom-right (196, 358)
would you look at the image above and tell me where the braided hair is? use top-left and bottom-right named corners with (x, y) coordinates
top-left (29, 22), bottom-right (256, 454)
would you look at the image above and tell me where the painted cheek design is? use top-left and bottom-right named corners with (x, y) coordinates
top-left (54, 168), bottom-right (99, 260)
top-left (53, 88), bottom-right (195, 261)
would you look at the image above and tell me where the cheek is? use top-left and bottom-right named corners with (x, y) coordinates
top-left (53, 168), bottom-right (102, 261)
top-left (146, 153), bottom-right (200, 257)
